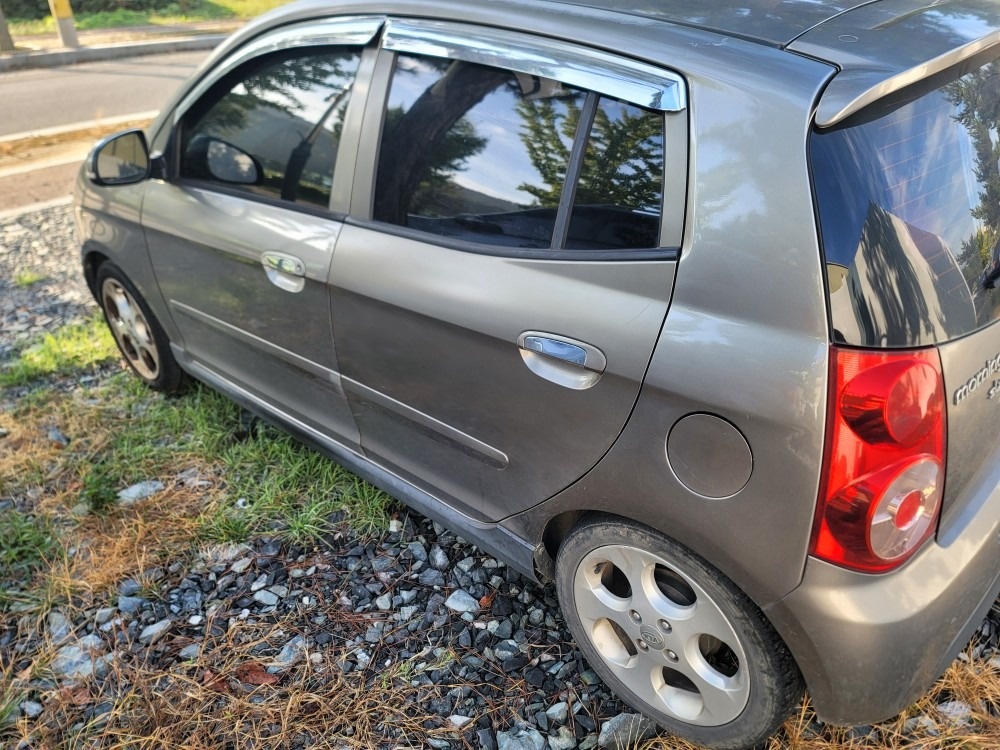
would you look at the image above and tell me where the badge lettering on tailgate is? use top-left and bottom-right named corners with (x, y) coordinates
top-left (953, 352), bottom-right (1000, 405)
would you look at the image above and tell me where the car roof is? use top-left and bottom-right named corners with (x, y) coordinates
top-left (545, 0), bottom-right (876, 48)
top-left (174, 0), bottom-right (1000, 132)
top-left (548, 1), bottom-right (1000, 127)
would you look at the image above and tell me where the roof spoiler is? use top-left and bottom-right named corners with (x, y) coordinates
top-left (810, 29), bottom-right (1000, 127)
top-left (787, 0), bottom-right (1000, 128)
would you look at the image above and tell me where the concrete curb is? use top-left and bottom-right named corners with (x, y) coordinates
top-left (0, 195), bottom-right (72, 222)
top-left (0, 34), bottom-right (224, 73)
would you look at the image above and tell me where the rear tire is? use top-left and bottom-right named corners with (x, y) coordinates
top-left (555, 515), bottom-right (802, 750)
top-left (96, 262), bottom-right (183, 394)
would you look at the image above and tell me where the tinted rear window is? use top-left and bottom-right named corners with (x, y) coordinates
top-left (812, 60), bottom-right (1000, 347)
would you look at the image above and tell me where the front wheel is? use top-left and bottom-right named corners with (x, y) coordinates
top-left (555, 515), bottom-right (803, 750)
top-left (96, 262), bottom-right (183, 393)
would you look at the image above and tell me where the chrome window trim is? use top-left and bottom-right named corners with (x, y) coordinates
top-left (173, 16), bottom-right (385, 126)
top-left (382, 18), bottom-right (686, 113)
top-left (660, 109), bottom-right (687, 249)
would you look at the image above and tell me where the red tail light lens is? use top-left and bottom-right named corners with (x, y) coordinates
top-left (811, 347), bottom-right (946, 573)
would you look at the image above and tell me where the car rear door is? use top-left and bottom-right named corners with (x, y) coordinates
top-left (328, 20), bottom-right (688, 522)
top-left (141, 18), bottom-right (382, 444)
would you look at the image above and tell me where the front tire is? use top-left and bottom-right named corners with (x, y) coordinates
top-left (555, 515), bottom-right (802, 750)
top-left (96, 262), bottom-right (183, 393)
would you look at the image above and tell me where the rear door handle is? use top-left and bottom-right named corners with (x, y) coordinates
top-left (261, 251), bottom-right (305, 293)
top-left (517, 331), bottom-right (607, 390)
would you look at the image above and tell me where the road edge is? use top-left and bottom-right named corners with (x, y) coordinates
top-left (0, 34), bottom-right (223, 73)
top-left (0, 195), bottom-right (73, 222)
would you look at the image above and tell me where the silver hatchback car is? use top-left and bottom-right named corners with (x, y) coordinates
top-left (76, 1), bottom-right (1000, 747)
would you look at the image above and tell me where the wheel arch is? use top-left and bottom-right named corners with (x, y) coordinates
top-left (82, 246), bottom-right (110, 299)
top-left (537, 509), bottom-right (666, 580)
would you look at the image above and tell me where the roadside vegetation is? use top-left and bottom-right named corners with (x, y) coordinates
top-left (0, 344), bottom-right (409, 746)
top-left (5, 0), bottom-right (289, 37)
top-left (0, 313), bottom-right (116, 388)
top-left (3, 325), bottom-right (1000, 748)
top-left (1, 363), bottom-right (392, 576)
top-left (13, 269), bottom-right (46, 288)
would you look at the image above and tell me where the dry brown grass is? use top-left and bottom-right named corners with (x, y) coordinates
top-left (636, 645), bottom-right (1000, 750)
top-left (1, 384), bottom-right (214, 616)
top-left (5, 614), bottom-right (467, 748)
top-left (3, 594), bottom-right (570, 749)
top-left (66, 489), bottom-right (205, 595)
top-left (5, 377), bottom-right (1000, 749)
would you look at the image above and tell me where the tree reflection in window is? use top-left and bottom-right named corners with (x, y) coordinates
top-left (374, 54), bottom-right (665, 251)
top-left (375, 56), bottom-right (581, 248)
top-left (182, 48), bottom-right (361, 209)
top-left (946, 62), bottom-right (1000, 321)
top-left (568, 98), bottom-right (664, 249)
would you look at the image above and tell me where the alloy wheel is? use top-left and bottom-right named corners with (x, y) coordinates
top-left (101, 277), bottom-right (160, 381)
top-left (573, 543), bottom-right (750, 726)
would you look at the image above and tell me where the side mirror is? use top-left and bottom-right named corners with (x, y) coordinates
top-left (90, 129), bottom-right (150, 186)
top-left (185, 135), bottom-right (262, 185)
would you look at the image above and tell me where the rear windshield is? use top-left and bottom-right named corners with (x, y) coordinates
top-left (812, 59), bottom-right (1000, 348)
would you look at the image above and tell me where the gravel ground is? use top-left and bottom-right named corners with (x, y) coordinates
top-left (4, 204), bottom-right (1000, 749)
top-left (0, 204), bottom-right (95, 361)
top-left (13, 510), bottom-right (639, 749)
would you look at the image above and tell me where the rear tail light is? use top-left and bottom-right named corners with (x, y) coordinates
top-left (811, 347), bottom-right (946, 573)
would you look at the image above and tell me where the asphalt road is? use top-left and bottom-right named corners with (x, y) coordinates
top-left (0, 51), bottom-right (207, 137)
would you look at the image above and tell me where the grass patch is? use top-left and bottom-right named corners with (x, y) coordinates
top-left (7, 0), bottom-right (290, 35)
top-left (0, 364), bottom-right (392, 622)
top-left (46, 374), bottom-right (394, 539)
top-left (78, 462), bottom-right (119, 513)
top-left (206, 421), bottom-right (388, 545)
top-left (0, 313), bottom-right (118, 388)
top-left (0, 510), bottom-right (60, 581)
top-left (13, 269), bottom-right (46, 287)
top-left (0, 510), bottom-right (63, 611)
top-left (1, 369), bottom-right (392, 596)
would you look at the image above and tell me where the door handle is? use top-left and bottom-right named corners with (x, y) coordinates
top-left (261, 251), bottom-right (305, 293)
top-left (517, 331), bottom-right (607, 390)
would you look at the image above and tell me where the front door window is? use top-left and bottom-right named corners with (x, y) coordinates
top-left (180, 47), bottom-right (363, 210)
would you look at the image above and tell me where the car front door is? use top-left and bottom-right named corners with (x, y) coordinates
top-left (141, 18), bottom-right (381, 444)
top-left (329, 20), bottom-right (688, 521)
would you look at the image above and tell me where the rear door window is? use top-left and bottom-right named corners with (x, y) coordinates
top-left (372, 52), bottom-right (666, 253)
top-left (567, 97), bottom-right (664, 250)
top-left (373, 54), bottom-right (586, 249)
